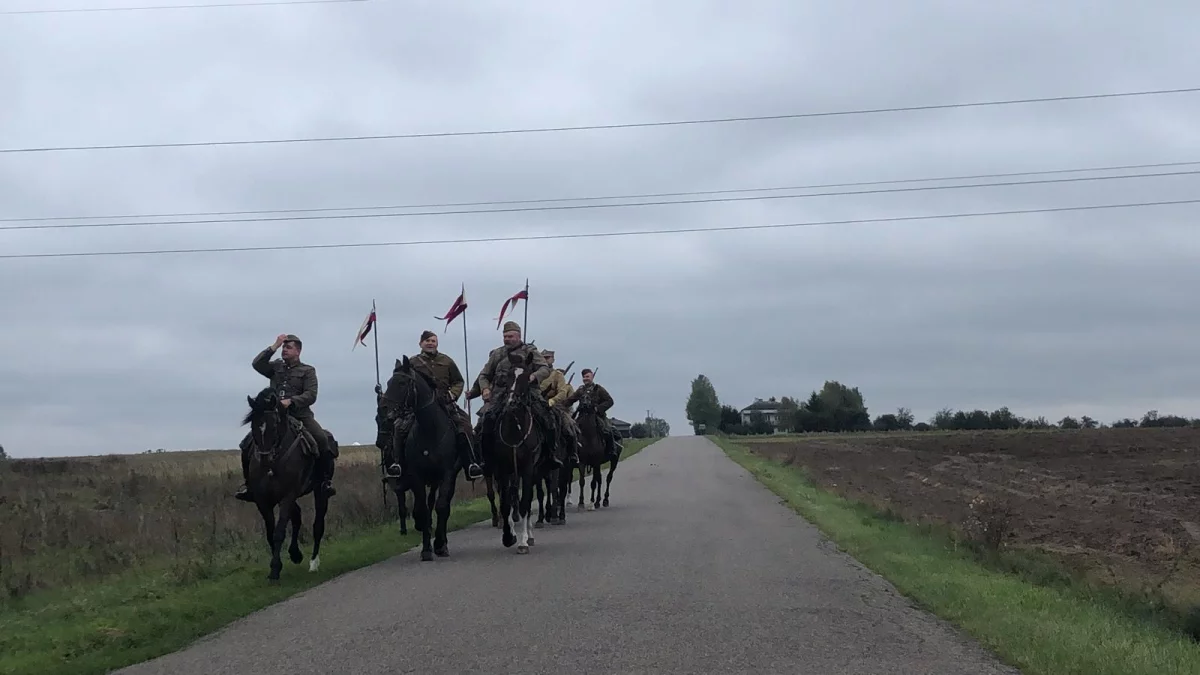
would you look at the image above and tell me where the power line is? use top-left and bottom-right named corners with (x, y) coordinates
top-left (4, 197), bottom-right (1196, 261)
top-left (7, 158), bottom-right (1200, 226)
top-left (2, 86), bottom-right (1197, 155)
top-left (3, 168), bottom-right (1195, 233)
top-left (0, 0), bottom-right (368, 15)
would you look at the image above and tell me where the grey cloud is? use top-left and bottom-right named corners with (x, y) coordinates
top-left (3, 0), bottom-right (1200, 456)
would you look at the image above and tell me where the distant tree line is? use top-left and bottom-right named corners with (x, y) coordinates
top-left (684, 374), bottom-right (1199, 435)
top-left (630, 416), bottom-right (670, 439)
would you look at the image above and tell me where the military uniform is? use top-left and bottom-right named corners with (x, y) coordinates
top-left (538, 350), bottom-right (580, 464)
top-left (236, 334), bottom-right (337, 500)
top-left (475, 321), bottom-right (561, 470)
top-left (381, 348), bottom-right (485, 481)
top-left (566, 379), bottom-right (622, 461)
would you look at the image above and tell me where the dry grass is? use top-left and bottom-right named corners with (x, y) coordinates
top-left (0, 444), bottom-right (466, 600)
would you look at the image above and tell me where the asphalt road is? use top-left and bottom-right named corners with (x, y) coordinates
top-left (117, 436), bottom-right (1016, 674)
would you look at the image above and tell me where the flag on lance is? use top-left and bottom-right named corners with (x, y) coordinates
top-left (435, 284), bottom-right (467, 332)
top-left (353, 305), bottom-right (376, 350)
top-left (494, 287), bottom-right (528, 329)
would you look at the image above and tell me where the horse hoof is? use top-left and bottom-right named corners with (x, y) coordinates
top-left (435, 546), bottom-right (449, 558)
top-left (552, 518), bottom-right (565, 526)
top-left (586, 503), bottom-right (595, 511)
top-left (289, 550), bottom-right (303, 564)
top-left (517, 545), bottom-right (529, 554)
top-left (527, 537), bottom-right (535, 546)
top-left (503, 533), bottom-right (516, 548)
top-left (492, 518), bottom-right (500, 528)
top-left (602, 499), bottom-right (609, 507)
top-left (267, 575), bottom-right (280, 584)
top-left (534, 521), bottom-right (544, 529)
top-left (420, 550), bottom-right (434, 562)
top-left (309, 556), bottom-right (321, 572)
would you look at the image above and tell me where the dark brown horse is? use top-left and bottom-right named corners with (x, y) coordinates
top-left (240, 386), bottom-right (333, 581)
top-left (574, 407), bottom-right (619, 509)
top-left (482, 351), bottom-right (549, 553)
top-left (382, 356), bottom-right (463, 561)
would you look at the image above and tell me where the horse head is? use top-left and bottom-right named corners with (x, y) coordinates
top-left (383, 355), bottom-right (438, 414)
top-left (242, 386), bottom-right (285, 456)
top-left (503, 349), bottom-right (537, 408)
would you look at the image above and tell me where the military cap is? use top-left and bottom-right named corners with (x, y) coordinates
top-left (502, 320), bottom-right (521, 333)
top-left (419, 330), bottom-right (437, 342)
top-left (283, 334), bottom-right (302, 347)
top-left (540, 349), bottom-right (554, 357)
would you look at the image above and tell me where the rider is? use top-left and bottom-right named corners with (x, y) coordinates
top-left (539, 349), bottom-right (581, 466)
top-left (381, 330), bottom-right (485, 481)
top-left (475, 321), bottom-right (562, 472)
top-left (236, 333), bottom-right (337, 501)
top-left (565, 367), bottom-right (622, 462)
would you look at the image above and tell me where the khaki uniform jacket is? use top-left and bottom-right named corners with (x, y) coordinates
top-left (252, 347), bottom-right (318, 418)
top-left (407, 351), bottom-right (466, 401)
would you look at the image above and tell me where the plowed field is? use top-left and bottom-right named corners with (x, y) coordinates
top-left (742, 428), bottom-right (1200, 601)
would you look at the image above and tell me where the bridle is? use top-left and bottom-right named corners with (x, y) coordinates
top-left (251, 396), bottom-right (306, 476)
top-left (497, 365), bottom-right (535, 452)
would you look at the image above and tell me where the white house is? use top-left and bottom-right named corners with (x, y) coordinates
top-left (739, 397), bottom-right (783, 427)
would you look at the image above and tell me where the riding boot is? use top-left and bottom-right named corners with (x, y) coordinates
top-left (562, 430), bottom-right (580, 466)
top-left (604, 433), bottom-right (618, 462)
top-left (457, 430), bottom-right (484, 480)
top-left (235, 442), bottom-right (254, 501)
top-left (386, 420), bottom-right (410, 480)
top-left (320, 446), bottom-right (337, 497)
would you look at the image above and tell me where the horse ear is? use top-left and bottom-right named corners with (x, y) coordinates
top-left (247, 395), bottom-right (255, 408)
top-left (401, 355), bottom-right (410, 368)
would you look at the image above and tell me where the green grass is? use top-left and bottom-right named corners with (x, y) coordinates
top-left (716, 437), bottom-right (1200, 675)
top-left (0, 438), bottom-right (658, 675)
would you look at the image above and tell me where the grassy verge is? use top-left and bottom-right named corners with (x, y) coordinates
top-left (0, 438), bottom-right (658, 675)
top-left (716, 437), bottom-right (1200, 675)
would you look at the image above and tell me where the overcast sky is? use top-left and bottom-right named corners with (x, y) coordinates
top-left (2, 0), bottom-right (1199, 457)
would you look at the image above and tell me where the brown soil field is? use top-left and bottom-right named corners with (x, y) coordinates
top-left (742, 427), bottom-right (1200, 603)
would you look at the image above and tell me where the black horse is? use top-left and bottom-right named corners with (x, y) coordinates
top-left (240, 387), bottom-right (333, 582)
top-left (481, 351), bottom-right (553, 553)
top-left (382, 356), bottom-right (463, 561)
top-left (537, 410), bottom-right (577, 527)
top-left (575, 406), bottom-right (619, 510)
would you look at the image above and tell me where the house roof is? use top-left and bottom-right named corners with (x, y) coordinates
top-left (610, 417), bottom-right (631, 427)
top-left (740, 398), bottom-right (781, 412)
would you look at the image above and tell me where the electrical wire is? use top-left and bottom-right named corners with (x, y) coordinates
top-left (6, 158), bottom-right (1199, 226)
top-left (0, 0), bottom-right (368, 15)
top-left (4, 169), bottom-right (1197, 233)
top-left (4, 197), bottom-right (1196, 260)
top-left (3, 86), bottom-right (1197, 154)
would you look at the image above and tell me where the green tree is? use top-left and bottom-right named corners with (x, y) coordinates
top-left (685, 374), bottom-right (721, 435)
top-left (644, 416), bottom-right (671, 437)
top-left (630, 422), bottom-right (649, 438)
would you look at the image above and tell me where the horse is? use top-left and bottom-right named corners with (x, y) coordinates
top-left (484, 350), bottom-right (550, 553)
top-left (534, 464), bottom-right (561, 528)
top-left (382, 355), bottom-right (463, 561)
top-left (240, 386), bottom-right (333, 582)
top-left (574, 407), bottom-right (619, 510)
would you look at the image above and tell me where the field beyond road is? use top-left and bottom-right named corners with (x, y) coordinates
top-left (0, 438), bottom-right (654, 675)
top-left (739, 427), bottom-right (1200, 608)
top-left (721, 429), bottom-right (1200, 675)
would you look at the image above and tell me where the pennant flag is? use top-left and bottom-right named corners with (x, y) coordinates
top-left (435, 284), bottom-right (467, 332)
top-left (353, 306), bottom-right (376, 350)
top-left (494, 288), bottom-right (528, 329)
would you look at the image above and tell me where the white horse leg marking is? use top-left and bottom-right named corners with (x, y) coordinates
top-left (309, 555), bottom-right (320, 572)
